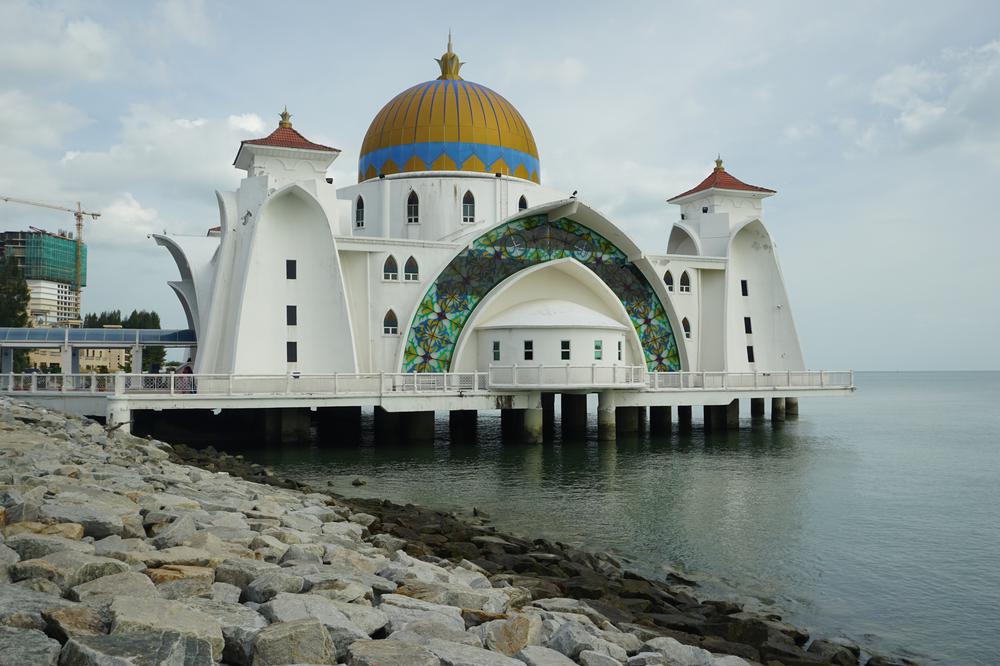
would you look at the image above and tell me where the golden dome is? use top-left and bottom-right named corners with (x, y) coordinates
top-left (358, 38), bottom-right (540, 183)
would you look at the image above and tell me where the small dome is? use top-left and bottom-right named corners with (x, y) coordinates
top-left (358, 37), bottom-right (540, 183)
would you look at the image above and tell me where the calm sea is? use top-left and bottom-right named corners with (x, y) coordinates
top-left (240, 372), bottom-right (1000, 665)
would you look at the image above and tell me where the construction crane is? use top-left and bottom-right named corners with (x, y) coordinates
top-left (0, 195), bottom-right (100, 320)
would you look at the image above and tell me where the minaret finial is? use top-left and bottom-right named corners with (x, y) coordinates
top-left (714, 154), bottom-right (724, 172)
top-left (279, 106), bottom-right (293, 129)
top-left (435, 32), bottom-right (464, 80)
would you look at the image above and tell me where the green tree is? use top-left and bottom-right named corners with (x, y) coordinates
top-left (83, 310), bottom-right (122, 327)
top-left (0, 255), bottom-right (30, 371)
top-left (124, 309), bottom-right (165, 371)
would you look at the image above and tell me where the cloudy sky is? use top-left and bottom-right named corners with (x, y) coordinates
top-left (1, 1), bottom-right (997, 370)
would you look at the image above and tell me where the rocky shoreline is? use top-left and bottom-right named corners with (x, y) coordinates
top-left (0, 397), bottom-right (915, 666)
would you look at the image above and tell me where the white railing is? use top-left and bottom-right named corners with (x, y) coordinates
top-left (646, 370), bottom-right (854, 390)
top-left (0, 369), bottom-right (853, 397)
top-left (488, 365), bottom-right (647, 388)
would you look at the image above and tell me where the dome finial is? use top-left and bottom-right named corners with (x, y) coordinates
top-left (714, 154), bottom-right (724, 172)
top-left (435, 31), bottom-right (464, 80)
top-left (279, 106), bottom-right (293, 129)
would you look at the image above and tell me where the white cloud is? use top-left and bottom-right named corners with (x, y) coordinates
top-left (0, 91), bottom-right (89, 148)
top-left (89, 193), bottom-right (162, 250)
top-left (58, 106), bottom-right (263, 202)
top-left (783, 123), bottom-right (818, 142)
top-left (0, 2), bottom-right (116, 82)
top-left (503, 56), bottom-right (587, 89)
top-left (150, 0), bottom-right (213, 46)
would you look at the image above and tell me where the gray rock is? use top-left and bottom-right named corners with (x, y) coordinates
top-left (59, 631), bottom-right (214, 666)
top-left (211, 581), bottom-right (242, 604)
top-left (600, 629), bottom-right (643, 655)
top-left (0, 544), bottom-right (18, 567)
top-left (388, 619), bottom-right (483, 647)
top-left (312, 598), bottom-right (388, 635)
top-left (259, 592), bottom-right (366, 658)
top-left (348, 512), bottom-right (376, 527)
top-left (807, 638), bottom-right (859, 666)
top-left (627, 653), bottom-right (668, 665)
top-left (545, 622), bottom-right (627, 661)
top-left (245, 571), bottom-right (306, 603)
top-left (580, 650), bottom-right (625, 666)
top-left (157, 576), bottom-right (213, 600)
top-left (0, 626), bottom-right (61, 665)
top-left (15, 576), bottom-right (63, 596)
top-left (182, 598), bottom-right (269, 666)
top-left (0, 583), bottom-right (76, 626)
top-left (214, 558), bottom-right (280, 591)
top-left (10, 551), bottom-right (130, 591)
top-left (150, 514), bottom-right (196, 549)
top-left (109, 597), bottom-right (225, 661)
top-left (38, 502), bottom-right (132, 539)
top-left (641, 637), bottom-right (714, 665)
top-left (530, 598), bottom-right (612, 627)
top-left (278, 543), bottom-right (324, 564)
top-left (379, 594), bottom-right (465, 634)
top-left (348, 638), bottom-right (441, 666)
top-left (517, 645), bottom-right (578, 665)
top-left (396, 580), bottom-right (509, 613)
top-left (4, 533), bottom-right (95, 560)
top-left (251, 618), bottom-right (334, 666)
top-left (69, 571), bottom-right (159, 603)
top-left (420, 636), bottom-right (524, 666)
top-left (369, 533), bottom-right (407, 553)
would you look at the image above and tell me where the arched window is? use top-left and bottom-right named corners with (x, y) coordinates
top-left (383, 256), bottom-right (398, 280)
top-left (518, 195), bottom-right (528, 211)
top-left (404, 256), bottom-right (419, 281)
top-left (682, 317), bottom-right (691, 339)
top-left (354, 196), bottom-right (365, 228)
top-left (383, 309), bottom-right (398, 335)
top-left (680, 271), bottom-right (691, 293)
top-left (664, 270), bottom-right (674, 292)
top-left (407, 191), bottom-right (419, 224)
top-left (462, 190), bottom-right (475, 224)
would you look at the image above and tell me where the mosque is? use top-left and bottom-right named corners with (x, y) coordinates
top-left (153, 37), bottom-right (810, 437)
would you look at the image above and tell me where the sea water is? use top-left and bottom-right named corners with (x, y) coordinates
top-left (243, 372), bottom-right (1000, 664)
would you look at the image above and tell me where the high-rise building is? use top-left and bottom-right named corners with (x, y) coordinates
top-left (0, 229), bottom-right (87, 325)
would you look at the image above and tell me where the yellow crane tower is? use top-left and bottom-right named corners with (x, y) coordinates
top-left (0, 195), bottom-right (100, 321)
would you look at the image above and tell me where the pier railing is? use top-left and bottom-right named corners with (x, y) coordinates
top-left (0, 369), bottom-right (853, 397)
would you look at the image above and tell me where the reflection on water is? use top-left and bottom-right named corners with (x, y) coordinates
top-left (232, 373), bottom-right (1000, 665)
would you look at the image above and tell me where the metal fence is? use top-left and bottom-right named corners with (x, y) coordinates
top-left (0, 368), bottom-right (853, 397)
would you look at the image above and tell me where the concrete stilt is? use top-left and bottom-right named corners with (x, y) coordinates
top-left (726, 399), bottom-right (740, 429)
top-left (523, 408), bottom-right (543, 444)
top-left (771, 397), bottom-right (786, 421)
top-left (750, 397), bottom-right (766, 418)
top-left (637, 406), bottom-right (648, 432)
top-left (541, 392), bottom-right (555, 431)
top-left (265, 408), bottom-right (311, 444)
top-left (703, 405), bottom-right (715, 431)
top-left (650, 406), bottom-right (671, 434)
top-left (616, 406), bottom-right (639, 434)
top-left (317, 406), bottom-right (361, 444)
top-left (597, 391), bottom-right (616, 441)
top-left (0, 348), bottom-right (12, 374)
top-left (785, 397), bottom-right (799, 416)
top-left (374, 406), bottom-right (401, 440)
top-left (561, 393), bottom-right (588, 435)
top-left (403, 411), bottom-right (435, 441)
top-left (501, 409), bottom-right (524, 439)
top-left (677, 405), bottom-right (693, 432)
top-left (449, 410), bottom-right (477, 434)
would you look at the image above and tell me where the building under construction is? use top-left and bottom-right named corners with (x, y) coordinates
top-left (0, 229), bottom-right (87, 324)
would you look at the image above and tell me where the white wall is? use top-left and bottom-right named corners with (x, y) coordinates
top-left (725, 220), bottom-right (805, 371)
top-left (476, 327), bottom-right (627, 369)
top-left (338, 172), bottom-right (566, 243)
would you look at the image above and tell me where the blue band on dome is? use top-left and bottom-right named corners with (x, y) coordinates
top-left (359, 142), bottom-right (539, 180)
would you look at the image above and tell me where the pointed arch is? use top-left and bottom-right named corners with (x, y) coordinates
top-left (404, 256), bottom-right (419, 281)
top-left (518, 194), bottom-right (528, 211)
top-left (462, 190), bottom-right (475, 224)
top-left (406, 191), bottom-right (419, 224)
top-left (664, 270), bottom-right (674, 292)
top-left (383, 255), bottom-right (398, 280)
top-left (682, 317), bottom-right (691, 339)
top-left (354, 195), bottom-right (365, 228)
top-left (680, 271), bottom-right (691, 293)
top-left (383, 309), bottom-right (399, 335)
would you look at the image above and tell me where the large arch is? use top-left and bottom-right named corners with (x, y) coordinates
top-left (401, 212), bottom-right (680, 372)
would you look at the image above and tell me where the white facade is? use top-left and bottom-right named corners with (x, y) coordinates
top-left (156, 77), bottom-right (808, 381)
